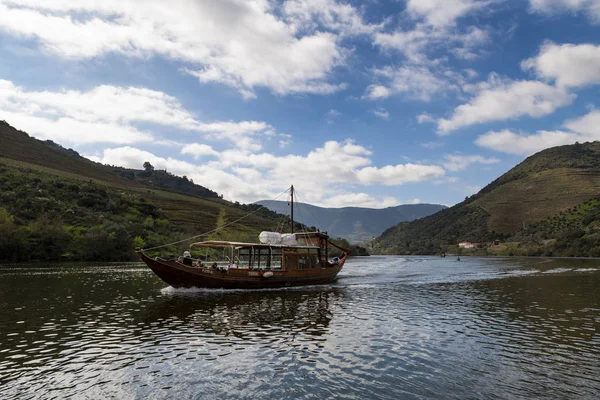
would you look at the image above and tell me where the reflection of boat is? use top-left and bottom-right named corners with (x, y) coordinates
top-left (141, 289), bottom-right (344, 339)
top-left (140, 186), bottom-right (350, 289)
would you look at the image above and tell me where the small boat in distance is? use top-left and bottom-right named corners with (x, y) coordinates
top-left (139, 186), bottom-right (350, 289)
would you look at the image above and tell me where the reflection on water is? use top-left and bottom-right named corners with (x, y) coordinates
top-left (0, 257), bottom-right (599, 399)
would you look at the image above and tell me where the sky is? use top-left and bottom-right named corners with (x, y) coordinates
top-left (0, 0), bottom-right (599, 208)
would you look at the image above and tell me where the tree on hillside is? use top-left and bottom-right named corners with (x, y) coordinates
top-left (143, 161), bottom-right (154, 173)
top-left (140, 161), bottom-right (155, 178)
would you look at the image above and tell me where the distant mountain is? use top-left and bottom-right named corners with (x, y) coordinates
top-left (255, 200), bottom-right (446, 242)
top-left (371, 141), bottom-right (600, 256)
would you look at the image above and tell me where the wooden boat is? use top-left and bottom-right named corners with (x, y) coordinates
top-left (139, 186), bottom-right (349, 289)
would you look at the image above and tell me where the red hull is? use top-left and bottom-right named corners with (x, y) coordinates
top-left (139, 252), bottom-right (346, 289)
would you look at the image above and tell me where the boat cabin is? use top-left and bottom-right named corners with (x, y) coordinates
top-left (187, 231), bottom-right (332, 271)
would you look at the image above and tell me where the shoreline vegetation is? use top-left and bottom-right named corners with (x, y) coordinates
top-left (0, 162), bottom-right (184, 263)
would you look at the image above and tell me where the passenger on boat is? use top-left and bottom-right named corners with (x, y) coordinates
top-left (183, 250), bottom-right (193, 266)
top-left (211, 262), bottom-right (218, 270)
top-left (230, 262), bottom-right (238, 269)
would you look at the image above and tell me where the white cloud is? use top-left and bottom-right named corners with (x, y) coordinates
top-left (371, 108), bottom-right (389, 119)
top-left (417, 113), bottom-right (435, 124)
top-left (319, 193), bottom-right (400, 208)
top-left (363, 85), bottom-right (391, 100)
top-left (181, 143), bottom-right (219, 159)
top-left (364, 65), bottom-right (460, 102)
top-left (529, 0), bottom-right (600, 23)
top-left (98, 146), bottom-right (199, 174)
top-left (437, 76), bottom-right (575, 134)
top-left (1, 111), bottom-right (153, 145)
top-left (366, 1), bottom-right (491, 102)
top-left (475, 108), bottom-right (600, 155)
top-left (282, 0), bottom-right (380, 36)
top-left (464, 68), bottom-right (479, 79)
top-left (474, 129), bottom-right (580, 155)
top-left (0, 80), bottom-right (192, 145)
top-left (92, 139), bottom-right (445, 207)
top-left (279, 133), bottom-right (293, 148)
top-left (0, 80), bottom-right (199, 130)
top-left (421, 141), bottom-right (443, 149)
top-left (197, 120), bottom-right (276, 152)
top-left (563, 109), bottom-right (600, 135)
top-left (154, 139), bottom-right (185, 147)
top-left (522, 42), bottom-right (600, 88)
top-left (356, 164), bottom-right (445, 185)
top-left (0, 0), bottom-right (349, 98)
top-left (0, 78), bottom-right (285, 149)
top-left (325, 108), bottom-right (341, 123)
top-left (373, 25), bottom-right (489, 64)
top-left (442, 154), bottom-right (500, 171)
top-left (474, 109), bottom-right (600, 155)
top-left (406, 0), bottom-right (489, 28)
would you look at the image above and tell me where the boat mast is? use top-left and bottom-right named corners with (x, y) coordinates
top-left (290, 185), bottom-right (294, 234)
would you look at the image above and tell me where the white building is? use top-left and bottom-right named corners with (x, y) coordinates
top-left (458, 242), bottom-right (477, 249)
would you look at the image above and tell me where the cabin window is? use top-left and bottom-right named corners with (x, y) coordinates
top-left (299, 248), bottom-right (320, 268)
top-left (281, 248), bottom-right (321, 269)
top-left (310, 254), bottom-right (319, 268)
top-left (270, 248), bottom-right (282, 269)
top-left (255, 248), bottom-right (265, 269)
top-left (238, 248), bottom-right (251, 268)
top-left (298, 254), bottom-right (309, 269)
top-left (248, 248), bottom-right (279, 269)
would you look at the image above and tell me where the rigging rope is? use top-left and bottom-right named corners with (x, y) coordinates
top-left (139, 187), bottom-right (291, 252)
top-left (273, 190), bottom-right (290, 233)
top-left (293, 193), bottom-right (310, 236)
top-left (293, 189), bottom-right (321, 232)
top-left (293, 189), bottom-right (350, 255)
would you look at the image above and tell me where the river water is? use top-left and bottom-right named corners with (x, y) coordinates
top-left (0, 256), bottom-right (599, 399)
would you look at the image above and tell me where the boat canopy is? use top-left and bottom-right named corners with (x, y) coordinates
top-left (190, 240), bottom-right (320, 249)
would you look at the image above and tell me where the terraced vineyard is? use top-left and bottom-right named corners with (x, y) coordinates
top-left (474, 167), bottom-right (600, 233)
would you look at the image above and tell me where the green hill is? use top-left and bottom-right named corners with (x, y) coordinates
top-left (0, 120), bottom-right (220, 199)
top-left (0, 120), bottom-right (289, 262)
top-left (371, 141), bottom-right (600, 256)
top-left (256, 200), bottom-right (446, 242)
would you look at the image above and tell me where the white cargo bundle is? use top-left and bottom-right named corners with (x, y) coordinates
top-left (258, 231), bottom-right (282, 245)
top-left (280, 233), bottom-right (298, 246)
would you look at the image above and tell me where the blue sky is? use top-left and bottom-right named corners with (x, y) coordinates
top-left (1, 0), bottom-right (599, 208)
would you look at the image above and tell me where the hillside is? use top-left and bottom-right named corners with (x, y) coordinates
top-left (256, 200), bottom-right (446, 242)
top-left (0, 120), bottom-right (220, 199)
top-left (371, 141), bottom-right (600, 256)
top-left (0, 120), bottom-right (288, 261)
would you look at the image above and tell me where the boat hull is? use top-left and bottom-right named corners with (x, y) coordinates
top-left (139, 252), bottom-right (346, 289)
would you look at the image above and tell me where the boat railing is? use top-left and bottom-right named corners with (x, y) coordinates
top-left (177, 256), bottom-right (282, 270)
